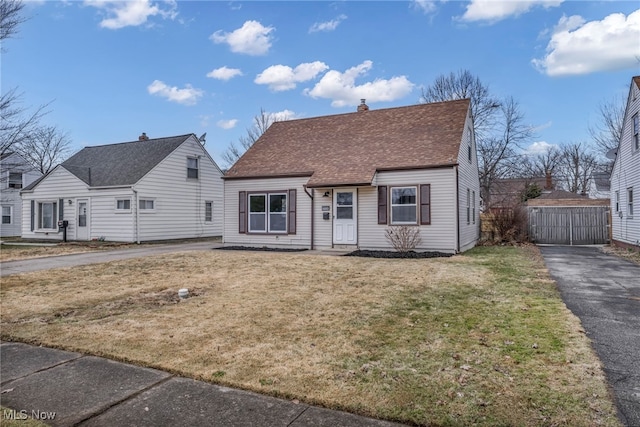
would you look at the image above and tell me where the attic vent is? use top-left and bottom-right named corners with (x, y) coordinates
top-left (139, 132), bottom-right (149, 141)
top-left (357, 99), bottom-right (369, 112)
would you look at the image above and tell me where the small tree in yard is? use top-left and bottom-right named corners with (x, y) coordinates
top-left (491, 206), bottom-right (529, 243)
top-left (385, 226), bottom-right (422, 253)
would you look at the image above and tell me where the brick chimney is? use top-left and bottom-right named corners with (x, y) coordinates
top-left (544, 170), bottom-right (553, 190)
top-left (139, 132), bottom-right (149, 141)
top-left (357, 99), bottom-right (369, 112)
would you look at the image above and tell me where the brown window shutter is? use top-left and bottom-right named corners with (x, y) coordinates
top-left (420, 184), bottom-right (431, 225)
top-left (288, 189), bottom-right (297, 234)
top-left (238, 191), bottom-right (246, 234)
top-left (30, 200), bottom-right (35, 231)
top-left (378, 186), bottom-right (388, 224)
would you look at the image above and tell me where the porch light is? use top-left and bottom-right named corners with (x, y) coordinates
top-left (323, 191), bottom-right (331, 197)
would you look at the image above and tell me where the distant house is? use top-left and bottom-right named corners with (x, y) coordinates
top-left (21, 134), bottom-right (223, 242)
top-left (489, 175), bottom-right (552, 210)
top-left (588, 170), bottom-right (611, 200)
top-left (1, 152), bottom-right (42, 237)
top-left (223, 99), bottom-right (480, 253)
top-left (610, 76), bottom-right (640, 250)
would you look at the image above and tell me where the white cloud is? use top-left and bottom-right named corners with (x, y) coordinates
top-left (147, 80), bottom-right (203, 105)
top-left (270, 109), bottom-right (298, 121)
top-left (532, 10), bottom-right (640, 76)
top-left (412, 0), bottom-right (439, 14)
top-left (217, 119), bottom-right (239, 129)
top-left (210, 20), bottom-right (274, 56)
top-left (309, 14), bottom-right (347, 33)
top-left (460, 0), bottom-right (563, 23)
top-left (84, 0), bottom-right (177, 29)
top-left (255, 61), bottom-right (329, 91)
top-left (304, 60), bottom-right (415, 107)
top-left (524, 141), bottom-right (558, 156)
top-left (207, 66), bottom-right (243, 81)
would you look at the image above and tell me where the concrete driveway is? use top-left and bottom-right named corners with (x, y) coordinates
top-left (539, 246), bottom-right (640, 427)
top-left (0, 240), bottom-right (223, 277)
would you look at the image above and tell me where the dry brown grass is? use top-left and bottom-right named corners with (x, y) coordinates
top-left (601, 245), bottom-right (640, 265)
top-left (0, 243), bottom-right (121, 262)
top-left (0, 247), bottom-right (620, 426)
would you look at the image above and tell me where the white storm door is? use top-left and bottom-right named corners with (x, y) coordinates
top-left (77, 199), bottom-right (89, 240)
top-left (333, 189), bottom-right (357, 244)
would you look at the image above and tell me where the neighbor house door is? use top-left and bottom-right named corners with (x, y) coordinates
top-left (76, 199), bottom-right (89, 240)
top-left (333, 189), bottom-right (357, 244)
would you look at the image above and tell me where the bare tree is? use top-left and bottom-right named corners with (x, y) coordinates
top-left (18, 125), bottom-right (71, 174)
top-left (557, 142), bottom-right (598, 195)
top-left (0, 0), bottom-right (50, 156)
top-left (515, 145), bottom-right (563, 181)
top-left (222, 108), bottom-right (280, 168)
top-left (0, 88), bottom-right (50, 156)
top-left (589, 94), bottom-right (625, 157)
top-left (0, 0), bottom-right (26, 48)
top-left (422, 72), bottom-right (535, 208)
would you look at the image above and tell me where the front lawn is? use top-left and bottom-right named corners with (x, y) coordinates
top-left (0, 246), bottom-right (620, 426)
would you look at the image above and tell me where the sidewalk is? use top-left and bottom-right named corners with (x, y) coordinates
top-left (1, 342), bottom-right (406, 427)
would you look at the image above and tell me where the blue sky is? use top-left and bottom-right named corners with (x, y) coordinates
top-left (3, 0), bottom-right (640, 167)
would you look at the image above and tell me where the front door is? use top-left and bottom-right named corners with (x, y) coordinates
top-left (76, 199), bottom-right (89, 240)
top-left (333, 189), bottom-right (357, 245)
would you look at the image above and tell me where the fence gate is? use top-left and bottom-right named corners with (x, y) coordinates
top-left (527, 206), bottom-right (610, 245)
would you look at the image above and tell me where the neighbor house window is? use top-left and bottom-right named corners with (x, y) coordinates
top-left (634, 114), bottom-right (639, 151)
top-left (615, 191), bottom-right (620, 212)
top-left (248, 192), bottom-right (287, 233)
top-left (390, 186), bottom-right (417, 224)
top-left (116, 199), bottom-right (131, 211)
top-left (205, 201), bottom-right (213, 222)
top-left (628, 187), bottom-right (634, 216)
top-left (38, 201), bottom-right (57, 230)
top-left (466, 188), bottom-right (471, 224)
top-left (472, 191), bottom-right (476, 224)
top-left (467, 129), bottom-right (472, 162)
top-left (139, 199), bottom-right (155, 210)
top-left (2, 206), bottom-right (11, 224)
top-left (8, 172), bottom-right (22, 189)
top-left (187, 157), bottom-right (199, 179)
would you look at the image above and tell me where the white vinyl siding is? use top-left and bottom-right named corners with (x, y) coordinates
top-left (359, 169), bottom-right (458, 252)
top-left (611, 79), bottom-right (640, 247)
top-left (224, 177), bottom-right (310, 248)
top-left (457, 115), bottom-right (481, 252)
top-left (131, 136), bottom-right (223, 241)
top-left (21, 135), bottom-right (223, 242)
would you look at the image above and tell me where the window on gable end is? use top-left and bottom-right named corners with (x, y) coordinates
top-left (205, 201), bottom-right (213, 222)
top-left (628, 187), bottom-right (634, 217)
top-left (633, 114), bottom-right (639, 151)
top-left (187, 157), bottom-right (199, 179)
top-left (2, 206), bottom-right (11, 224)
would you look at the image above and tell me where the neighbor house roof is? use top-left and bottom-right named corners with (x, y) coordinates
top-left (526, 189), bottom-right (609, 207)
top-left (24, 134), bottom-right (193, 190)
top-left (224, 99), bottom-right (471, 188)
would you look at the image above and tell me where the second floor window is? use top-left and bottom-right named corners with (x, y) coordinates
top-left (633, 114), bottom-right (639, 151)
top-left (8, 172), bottom-right (22, 189)
top-left (187, 158), bottom-right (199, 179)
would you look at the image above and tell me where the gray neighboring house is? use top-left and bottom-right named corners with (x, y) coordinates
top-left (21, 133), bottom-right (223, 242)
top-left (1, 152), bottom-right (42, 237)
top-left (588, 171), bottom-right (611, 200)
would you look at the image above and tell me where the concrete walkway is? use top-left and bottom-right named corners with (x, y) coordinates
top-left (539, 246), bottom-right (640, 427)
top-left (0, 342), bottom-right (404, 427)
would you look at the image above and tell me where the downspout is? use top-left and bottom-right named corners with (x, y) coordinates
top-left (455, 166), bottom-right (460, 253)
top-left (132, 187), bottom-right (140, 244)
top-left (303, 185), bottom-right (314, 250)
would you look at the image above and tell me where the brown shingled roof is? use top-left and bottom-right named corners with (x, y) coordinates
top-left (225, 99), bottom-right (471, 187)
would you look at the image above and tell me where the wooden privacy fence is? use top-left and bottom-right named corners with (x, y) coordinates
top-left (527, 206), bottom-right (610, 245)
